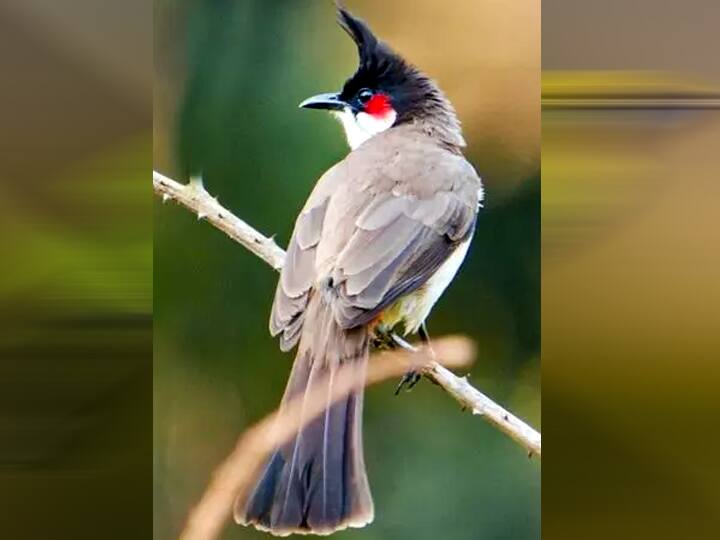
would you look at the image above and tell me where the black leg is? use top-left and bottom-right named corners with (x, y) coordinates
top-left (417, 322), bottom-right (441, 386)
top-left (419, 322), bottom-right (438, 360)
top-left (418, 322), bottom-right (430, 344)
top-left (392, 329), bottom-right (424, 395)
top-left (394, 369), bottom-right (421, 395)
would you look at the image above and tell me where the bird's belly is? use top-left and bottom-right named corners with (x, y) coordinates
top-left (379, 239), bottom-right (471, 335)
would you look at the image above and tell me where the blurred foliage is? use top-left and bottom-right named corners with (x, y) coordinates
top-left (0, 135), bottom-right (152, 538)
top-left (1, 2), bottom-right (152, 539)
top-left (155, 2), bottom-right (539, 539)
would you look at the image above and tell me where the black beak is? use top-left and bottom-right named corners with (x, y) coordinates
top-left (299, 92), bottom-right (348, 111)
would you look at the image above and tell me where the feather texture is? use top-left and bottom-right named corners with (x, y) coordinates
top-left (243, 65), bottom-right (482, 539)
top-left (236, 295), bottom-right (373, 535)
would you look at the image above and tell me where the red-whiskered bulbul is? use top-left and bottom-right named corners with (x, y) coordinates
top-left (235, 6), bottom-right (483, 536)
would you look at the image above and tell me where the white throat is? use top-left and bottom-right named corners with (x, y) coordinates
top-left (333, 107), bottom-right (397, 150)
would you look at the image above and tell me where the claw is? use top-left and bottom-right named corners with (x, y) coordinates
top-left (394, 370), bottom-right (421, 395)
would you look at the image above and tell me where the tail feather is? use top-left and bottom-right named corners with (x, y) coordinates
top-left (235, 298), bottom-right (373, 536)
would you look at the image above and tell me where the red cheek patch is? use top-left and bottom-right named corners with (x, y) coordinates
top-left (364, 94), bottom-right (393, 117)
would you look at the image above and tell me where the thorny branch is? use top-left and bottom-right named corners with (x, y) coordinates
top-left (153, 170), bottom-right (541, 458)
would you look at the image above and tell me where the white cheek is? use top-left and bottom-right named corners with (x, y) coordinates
top-left (333, 108), bottom-right (397, 150)
top-left (356, 110), bottom-right (397, 137)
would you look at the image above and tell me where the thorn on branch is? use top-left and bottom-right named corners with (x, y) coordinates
top-left (189, 173), bottom-right (204, 188)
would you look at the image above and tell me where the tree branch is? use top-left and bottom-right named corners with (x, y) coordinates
top-left (154, 170), bottom-right (541, 458)
top-left (153, 171), bottom-right (285, 270)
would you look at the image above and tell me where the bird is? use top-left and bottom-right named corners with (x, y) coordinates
top-left (235, 5), bottom-right (483, 536)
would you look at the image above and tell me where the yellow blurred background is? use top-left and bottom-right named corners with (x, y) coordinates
top-left (543, 0), bottom-right (720, 537)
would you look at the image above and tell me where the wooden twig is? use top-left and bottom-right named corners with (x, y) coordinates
top-left (154, 170), bottom-right (541, 458)
top-left (391, 335), bottom-right (541, 457)
top-left (153, 171), bottom-right (285, 270)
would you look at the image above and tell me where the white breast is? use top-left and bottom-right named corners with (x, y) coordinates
top-left (393, 238), bottom-right (472, 335)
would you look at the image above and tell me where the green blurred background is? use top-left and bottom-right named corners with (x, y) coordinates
top-left (0, 1), bottom-right (151, 539)
top-left (155, 1), bottom-right (540, 539)
top-left (3, 0), bottom-right (719, 539)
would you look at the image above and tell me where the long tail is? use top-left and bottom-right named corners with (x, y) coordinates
top-left (235, 296), bottom-right (374, 536)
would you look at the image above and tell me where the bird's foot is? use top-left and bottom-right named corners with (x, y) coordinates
top-left (371, 326), bottom-right (397, 350)
top-left (371, 333), bottom-right (393, 350)
top-left (394, 370), bottom-right (422, 395)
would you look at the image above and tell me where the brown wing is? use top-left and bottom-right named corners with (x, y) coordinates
top-left (269, 166), bottom-right (343, 351)
top-left (270, 126), bottom-right (482, 347)
top-left (330, 189), bottom-right (477, 328)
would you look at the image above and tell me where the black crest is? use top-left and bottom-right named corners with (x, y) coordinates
top-left (336, 6), bottom-right (454, 127)
top-left (337, 6), bottom-right (380, 62)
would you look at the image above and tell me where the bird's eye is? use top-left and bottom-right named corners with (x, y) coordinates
top-left (357, 89), bottom-right (374, 104)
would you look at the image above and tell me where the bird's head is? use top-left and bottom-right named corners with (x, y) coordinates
top-left (300, 6), bottom-right (463, 150)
